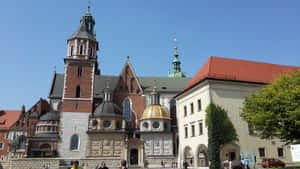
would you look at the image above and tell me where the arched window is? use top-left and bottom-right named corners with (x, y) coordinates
top-left (70, 135), bottom-right (79, 150)
top-left (124, 98), bottom-right (131, 122)
top-left (70, 46), bottom-right (74, 56)
top-left (78, 67), bottom-right (82, 77)
top-left (89, 48), bottom-right (93, 56)
top-left (79, 44), bottom-right (83, 55)
top-left (76, 86), bottom-right (81, 98)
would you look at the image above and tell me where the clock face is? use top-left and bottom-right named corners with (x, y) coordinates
top-left (152, 121), bottom-right (160, 129)
top-left (103, 121), bottom-right (111, 128)
top-left (143, 122), bottom-right (149, 129)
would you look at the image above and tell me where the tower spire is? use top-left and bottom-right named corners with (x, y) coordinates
top-left (168, 37), bottom-right (186, 78)
top-left (88, 0), bottom-right (91, 12)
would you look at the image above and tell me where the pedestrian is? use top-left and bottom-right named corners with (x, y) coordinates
top-left (71, 161), bottom-right (82, 169)
top-left (183, 160), bottom-right (188, 169)
top-left (244, 158), bottom-right (249, 169)
top-left (99, 161), bottom-right (109, 169)
top-left (224, 163), bottom-right (229, 169)
top-left (120, 160), bottom-right (127, 169)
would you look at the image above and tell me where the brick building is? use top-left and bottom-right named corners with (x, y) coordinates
top-left (0, 110), bottom-right (22, 161)
top-left (44, 7), bottom-right (190, 167)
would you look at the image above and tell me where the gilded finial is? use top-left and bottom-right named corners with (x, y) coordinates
top-left (88, 0), bottom-right (91, 12)
top-left (174, 37), bottom-right (178, 56)
top-left (153, 79), bottom-right (157, 90)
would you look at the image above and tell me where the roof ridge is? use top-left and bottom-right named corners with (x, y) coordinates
top-left (211, 56), bottom-right (299, 68)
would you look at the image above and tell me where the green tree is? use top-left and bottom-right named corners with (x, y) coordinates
top-left (205, 103), bottom-right (238, 169)
top-left (241, 71), bottom-right (300, 144)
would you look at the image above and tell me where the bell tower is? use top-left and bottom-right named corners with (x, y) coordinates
top-left (61, 6), bottom-right (99, 113)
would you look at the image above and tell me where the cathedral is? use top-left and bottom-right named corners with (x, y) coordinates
top-left (6, 6), bottom-right (191, 168)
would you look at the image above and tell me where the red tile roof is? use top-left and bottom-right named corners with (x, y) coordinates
top-left (0, 110), bottom-right (22, 130)
top-left (179, 56), bottom-right (299, 96)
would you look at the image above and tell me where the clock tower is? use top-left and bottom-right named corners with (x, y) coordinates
top-left (59, 7), bottom-right (100, 158)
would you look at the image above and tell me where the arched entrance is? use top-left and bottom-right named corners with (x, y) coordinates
top-left (220, 143), bottom-right (240, 162)
top-left (130, 149), bottom-right (139, 165)
top-left (184, 146), bottom-right (194, 166)
top-left (197, 144), bottom-right (208, 167)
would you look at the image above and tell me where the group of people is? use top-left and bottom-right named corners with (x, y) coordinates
top-left (223, 158), bottom-right (250, 169)
top-left (69, 160), bottom-right (127, 169)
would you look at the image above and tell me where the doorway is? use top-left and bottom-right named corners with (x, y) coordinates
top-left (130, 149), bottom-right (139, 165)
top-left (229, 152), bottom-right (236, 160)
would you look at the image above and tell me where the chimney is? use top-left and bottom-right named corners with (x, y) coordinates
top-left (21, 105), bottom-right (26, 114)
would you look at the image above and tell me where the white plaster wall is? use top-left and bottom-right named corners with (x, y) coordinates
top-left (209, 80), bottom-right (292, 163)
top-left (59, 112), bottom-right (89, 158)
top-left (176, 81), bottom-right (211, 168)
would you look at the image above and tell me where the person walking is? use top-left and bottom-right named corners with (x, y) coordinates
top-left (99, 161), bottom-right (109, 169)
top-left (71, 161), bottom-right (82, 169)
top-left (120, 160), bottom-right (127, 169)
top-left (183, 160), bottom-right (188, 169)
top-left (244, 158), bottom-right (249, 169)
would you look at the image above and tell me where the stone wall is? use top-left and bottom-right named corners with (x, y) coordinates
top-left (59, 112), bottom-right (89, 158)
top-left (0, 158), bottom-right (122, 169)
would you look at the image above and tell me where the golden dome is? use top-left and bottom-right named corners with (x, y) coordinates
top-left (140, 105), bottom-right (171, 120)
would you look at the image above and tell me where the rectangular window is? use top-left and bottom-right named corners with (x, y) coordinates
top-left (191, 103), bottom-right (194, 114)
top-left (278, 148), bottom-right (284, 157)
top-left (191, 125), bottom-right (195, 137)
top-left (0, 143), bottom-right (3, 150)
top-left (199, 122), bottom-right (203, 135)
top-left (185, 127), bottom-right (188, 138)
top-left (5, 132), bottom-right (9, 139)
top-left (184, 106), bottom-right (187, 117)
top-left (198, 99), bottom-right (202, 111)
top-left (259, 148), bottom-right (265, 157)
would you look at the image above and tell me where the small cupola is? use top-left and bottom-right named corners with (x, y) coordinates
top-left (140, 80), bottom-right (171, 121)
top-left (149, 80), bottom-right (160, 105)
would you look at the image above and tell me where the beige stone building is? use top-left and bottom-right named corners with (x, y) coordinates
top-left (175, 56), bottom-right (299, 168)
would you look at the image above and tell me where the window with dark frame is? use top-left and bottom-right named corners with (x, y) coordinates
top-left (185, 126), bottom-right (188, 138)
top-left (199, 122), bottom-right (203, 135)
top-left (259, 148), bottom-right (265, 157)
top-left (89, 48), bottom-right (93, 56)
top-left (79, 44), bottom-right (83, 55)
top-left (197, 99), bottom-right (202, 111)
top-left (78, 67), bottom-right (82, 78)
top-left (184, 106), bottom-right (187, 117)
top-left (70, 135), bottom-right (79, 150)
top-left (76, 86), bottom-right (81, 98)
top-left (191, 125), bottom-right (195, 137)
top-left (277, 148), bottom-right (284, 157)
top-left (70, 46), bottom-right (74, 56)
top-left (191, 103), bottom-right (194, 114)
top-left (0, 143), bottom-right (3, 150)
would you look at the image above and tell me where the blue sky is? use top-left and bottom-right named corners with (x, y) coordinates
top-left (1, 0), bottom-right (300, 110)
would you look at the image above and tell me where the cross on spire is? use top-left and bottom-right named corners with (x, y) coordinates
top-left (88, 0), bottom-right (91, 12)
